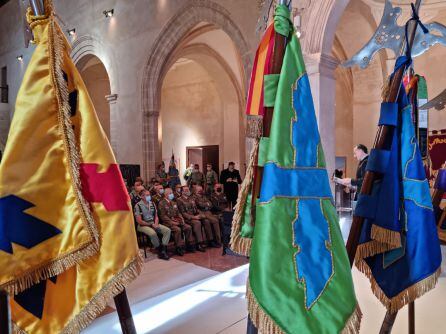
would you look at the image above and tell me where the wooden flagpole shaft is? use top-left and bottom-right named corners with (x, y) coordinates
top-left (247, 1), bottom-right (289, 333)
top-left (0, 290), bottom-right (11, 334)
top-left (114, 289), bottom-right (136, 334)
top-left (345, 1), bottom-right (422, 334)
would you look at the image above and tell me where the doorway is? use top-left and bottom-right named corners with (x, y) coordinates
top-left (187, 145), bottom-right (219, 174)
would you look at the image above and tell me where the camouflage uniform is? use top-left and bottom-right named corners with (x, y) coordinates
top-left (188, 171), bottom-right (205, 188)
top-left (205, 169), bottom-right (219, 196)
top-left (210, 191), bottom-right (229, 214)
top-left (151, 193), bottom-right (163, 207)
top-left (176, 195), bottom-right (207, 245)
top-left (193, 194), bottom-right (221, 245)
top-left (158, 198), bottom-right (191, 248)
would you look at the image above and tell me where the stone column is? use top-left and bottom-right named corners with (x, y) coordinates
top-left (304, 53), bottom-right (339, 188)
top-left (105, 93), bottom-right (118, 156)
top-left (142, 110), bottom-right (161, 181)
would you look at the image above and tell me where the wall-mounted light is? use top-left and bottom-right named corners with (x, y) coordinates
top-left (16, 55), bottom-right (23, 62)
top-left (103, 9), bottom-right (114, 18)
top-left (67, 28), bottom-right (76, 36)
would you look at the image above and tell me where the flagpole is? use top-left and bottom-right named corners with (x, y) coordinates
top-left (248, 0), bottom-right (289, 333)
top-left (0, 290), bottom-right (10, 334)
top-left (114, 289), bottom-right (137, 334)
top-left (345, 1), bottom-right (422, 334)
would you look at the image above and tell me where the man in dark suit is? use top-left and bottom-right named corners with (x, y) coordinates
top-left (338, 144), bottom-right (369, 201)
top-left (220, 162), bottom-right (242, 208)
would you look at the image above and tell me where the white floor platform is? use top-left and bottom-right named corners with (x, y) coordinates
top-left (84, 258), bottom-right (446, 334)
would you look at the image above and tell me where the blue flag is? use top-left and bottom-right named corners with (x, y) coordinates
top-left (354, 57), bottom-right (442, 313)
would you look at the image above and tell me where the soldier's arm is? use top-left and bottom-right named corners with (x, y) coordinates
top-left (177, 200), bottom-right (192, 220)
top-left (134, 205), bottom-right (151, 227)
top-left (158, 203), bottom-right (174, 225)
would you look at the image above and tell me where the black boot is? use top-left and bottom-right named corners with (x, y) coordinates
top-left (197, 243), bottom-right (206, 252)
top-left (186, 244), bottom-right (196, 253)
top-left (158, 245), bottom-right (169, 260)
top-left (176, 246), bottom-right (185, 256)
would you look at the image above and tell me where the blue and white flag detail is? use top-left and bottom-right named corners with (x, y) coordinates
top-left (354, 57), bottom-right (442, 312)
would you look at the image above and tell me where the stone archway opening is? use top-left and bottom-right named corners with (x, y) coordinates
top-left (140, 1), bottom-right (250, 180)
top-left (159, 23), bottom-right (246, 182)
top-left (76, 54), bottom-right (112, 140)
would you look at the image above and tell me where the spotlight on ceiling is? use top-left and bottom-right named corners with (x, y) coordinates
top-left (67, 28), bottom-right (76, 36)
top-left (103, 9), bottom-right (114, 18)
top-left (16, 55), bottom-right (23, 61)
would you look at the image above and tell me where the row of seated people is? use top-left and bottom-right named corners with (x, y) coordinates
top-left (130, 181), bottom-right (230, 260)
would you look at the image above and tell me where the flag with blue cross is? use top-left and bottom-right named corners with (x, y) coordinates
top-left (354, 57), bottom-right (442, 313)
top-left (239, 4), bottom-right (361, 334)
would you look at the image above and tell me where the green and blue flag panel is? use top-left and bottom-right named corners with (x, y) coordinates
top-left (245, 5), bottom-right (361, 334)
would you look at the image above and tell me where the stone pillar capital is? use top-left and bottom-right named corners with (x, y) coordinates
top-left (304, 53), bottom-right (339, 79)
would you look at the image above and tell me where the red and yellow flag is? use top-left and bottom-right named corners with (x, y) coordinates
top-left (245, 24), bottom-right (275, 116)
top-left (0, 1), bottom-right (142, 332)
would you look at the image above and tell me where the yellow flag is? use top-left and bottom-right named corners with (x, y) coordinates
top-left (4, 2), bottom-right (142, 332)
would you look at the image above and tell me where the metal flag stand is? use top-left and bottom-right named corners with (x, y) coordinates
top-left (345, 1), bottom-right (422, 334)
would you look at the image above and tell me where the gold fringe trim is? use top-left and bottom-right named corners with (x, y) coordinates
top-left (247, 282), bottom-right (285, 334)
top-left (49, 9), bottom-right (99, 244)
top-left (354, 241), bottom-right (394, 267)
top-left (3, 242), bottom-right (98, 295)
top-left (371, 225), bottom-right (401, 249)
top-left (229, 140), bottom-right (258, 256)
top-left (13, 256), bottom-right (143, 334)
top-left (61, 256), bottom-right (143, 334)
top-left (247, 281), bottom-right (361, 334)
top-left (356, 256), bottom-right (441, 313)
top-left (341, 304), bottom-right (362, 334)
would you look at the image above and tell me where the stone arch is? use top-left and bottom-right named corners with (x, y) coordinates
top-left (140, 0), bottom-right (251, 179)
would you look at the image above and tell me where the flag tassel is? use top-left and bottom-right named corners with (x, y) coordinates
top-left (370, 225), bottom-right (402, 248)
top-left (356, 259), bottom-right (440, 313)
top-left (229, 140), bottom-right (258, 256)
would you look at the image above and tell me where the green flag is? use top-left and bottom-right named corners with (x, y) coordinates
top-left (234, 5), bottom-right (361, 333)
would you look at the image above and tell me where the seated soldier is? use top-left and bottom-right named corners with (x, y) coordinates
top-left (130, 183), bottom-right (145, 209)
top-left (193, 185), bottom-right (222, 248)
top-left (177, 185), bottom-right (207, 252)
top-left (158, 188), bottom-right (193, 256)
top-left (174, 184), bottom-right (182, 200)
top-left (210, 183), bottom-right (229, 214)
top-left (134, 189), bottom-right (170, 260)
top-left (151, 184), bottom-right (164, 207)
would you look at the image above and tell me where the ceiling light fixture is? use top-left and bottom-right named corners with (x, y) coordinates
top-left (67, 28), bottom-right (76, 36)
top-left (103, 9), bottom-right (114, 18)
top-left (16, 55), bottom-right (23, 61)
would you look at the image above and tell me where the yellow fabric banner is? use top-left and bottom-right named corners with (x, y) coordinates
top-left (3, 2), bottom-right (142, 332)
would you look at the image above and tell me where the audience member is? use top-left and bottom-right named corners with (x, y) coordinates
top-left (152, 184), bottom-right (164, 206)
top-left (183, 163), bottom-right (194, 182)
top-left (158, 188), bottom-right (192, 256)
top-left (220, 162), bottom-right (242, 208)
top-left (205, 163), bottom-right (218, 196)
top-left (210, 183), bottom-right (229, 214)
top-left (176, 185), bottom-right (207, 252)
top-left (188, 164), bottom-right (205, 188)
top-left (134, 189), bottom-right (170, 260)
top-left (193, 185), bottom-right (222, 248)
top-left (174, 184), bottom-right (182, 199)
top-left (168, 160), bottom-right (181, 189)
top-left (155, 163), bottom-right (169, 188)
